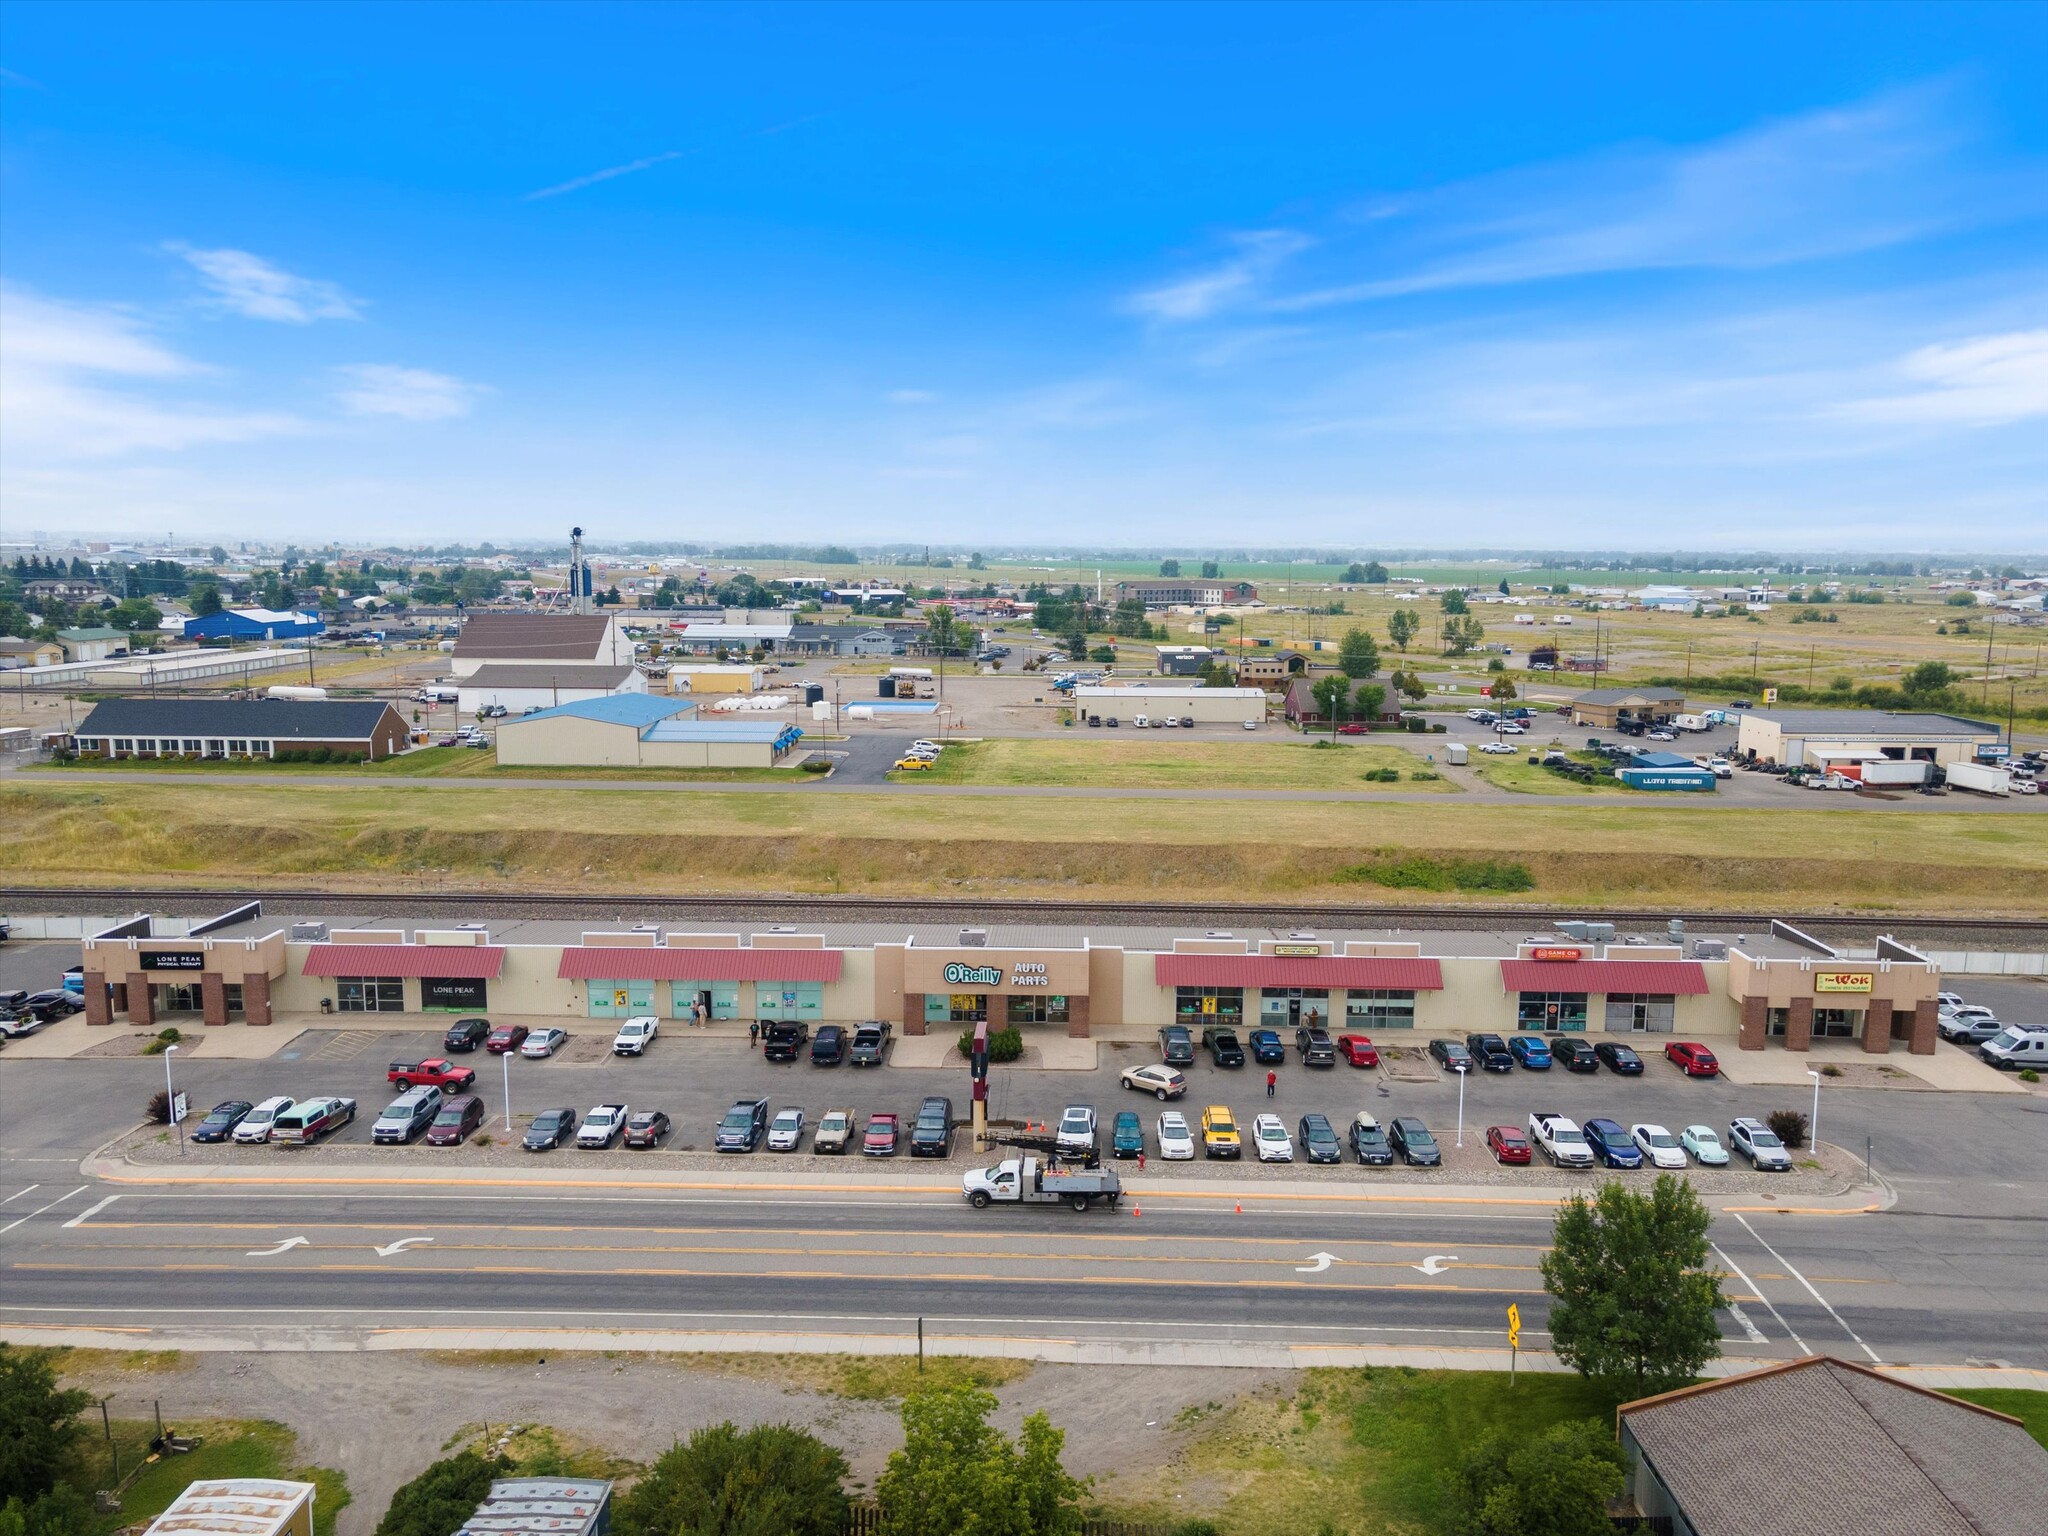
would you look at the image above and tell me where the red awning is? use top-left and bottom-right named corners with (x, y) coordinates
top-left (301, 945), bottom-right (505, 979)
top-left (1498, 960), bottom-right (1708, 995)
top-left (557, 947), bottom-right (842, 982)
top-left (1152, 954), bottom-right (1444, 990)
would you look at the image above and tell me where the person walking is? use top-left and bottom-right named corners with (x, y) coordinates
top-left (748, 1021), bottom-right (760, 1047)
top-left (1266, 1069), bottom-right (1277, 1098)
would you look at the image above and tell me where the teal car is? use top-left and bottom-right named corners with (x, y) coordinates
top-left (1111, 1110), bottom-right (1145, 1159)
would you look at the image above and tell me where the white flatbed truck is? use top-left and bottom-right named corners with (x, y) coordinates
top-left (962, 1155), bottom-right (1123, 1211)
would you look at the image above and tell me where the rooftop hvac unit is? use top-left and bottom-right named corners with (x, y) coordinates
top-left (1557, 920), bottom-right (1592, 941)
top-left (1692, 939), bottom-right (1728, 960)
top-left (1585, 922), bottom-right (1616, 942)
top-left (632, 923), bottom-right (662, 933)
top-left (1668, 918), bottom-right (1687, 937)
top-left (1206, 930), bottom-right (1234, 939)
top-left (289, 922), bottom-right (330, 942)
top-left (959, 928), bottom-right (988, 946)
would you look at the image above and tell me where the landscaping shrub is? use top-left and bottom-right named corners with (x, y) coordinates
top-left (2019, 1069), bottom-right (2039, 1084)
top-left (957, 1025), bottom-right (1024, 1063)
top-left (143, 1027), bottom-right (182, 1056)
top-left (1767, 1109), bottom-right (1809, 1149)
top-left (146, 1090), bottom-right (172, 1124)
top-left (1409, 769), bottom-right (1440, 781)
top-left (1337, 855), bottom-right (1535, 894)
top-left (800, 758), bottom-right (832, 773)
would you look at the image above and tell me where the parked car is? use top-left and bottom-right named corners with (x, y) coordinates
top-left (1251, 1113), bottom-right (1294, 1162)
top-left (1485, 1124), bottom-right (1533, 1165)
top-left (813, 1107), bottom-right (855, 1154)
top-left (189, 1099), bottom-right (255, 1144)
top-left (1247, 1028), bottom-right (1286, 1064)
top-left (1508, 1034), bottom-right (1552, 1069)
top-left (850, 1021), bottom-right (892, 1066)
top-left (763, 1021), bottom-right (809, 1062)
top-left (1664, 1041), bottom-right (1720, 1077)
top-left (1594, 1042), bottom-right (1645, 1075)
top-left (1979, 1025), bottom-right (2048, 1071)
top-left (862, 1111), bottom-right (900, 1156)
top-left (810, 1024), bottom-right (847, 1064)
top-left (1336, 1034), bottom-right (1380, 1068)
top-left (373, 1087), bottom-right (443, 1144)
top-left (233, 1095), bottom-right (294, 1144)
top-left (1200, 1105), bottom-right (1242, 1159)
top-left (1203, 1027), bottom-right (1245, 1068)
top-left (1583, 1117), bottom-right (1644, 1168)
top-left (577, 1102), bottom-right (630, 1148)
top-left (1936, 1007), bottom-right (2002, 1045)
top-left (442, 1018), bottom-right (491, 1053)
top-left (1629, 1123), bottom-right (1689, 1169)
top-left (766, 1106), bottom-right (807, 1152)
top-left (521, 1027), bottom-right (570, 1059)
top-left (1428, 1038), bottom-right (1473, 1073)
top-left (1349, 1112), bottom-right (1394, 1165)
top-left (425, 1094), bottom-right (486, 1146)
top-left (523, 1107), bottom-right (577, 1151)
top-left (1056, 1105), bottom-right (1099, 1157)
top-left (1548, 1036), bottom-right (1600, 1072)
top-left (613, 1016), bottom-right (659, 1056)
top-left (715, 1098), bottom-right (770, 1152)
top-left (1120, 1063), bottom-right (1187, 1100)
top-left (1295, 1026), bottom-right (1337, 1066)
top-left (22, 989), bottom-right (82, 1019)
top-left (1729, 1116), bottom-right (1791, 1171)
top-left (1465, 1033), bottom-right (1514, 1072)
top-left (1298, 1112), bottom-right (1342, 1164)
top-left (486, 1023), bottom-right (530, 1054)
top-left (270, 1096), bottom-right (356, 1145)
top-left (910, 1096), bottom-right (954, 1157)
top-left (1111, 1111), bottom-right (1145, 1159)
top-left (622, 1108), bottom-right (671, 1148)
top-left (1387, 1116), bottom-right (1441, 1167)
top-left (1680, 1124), bottom-right (1729, 1166)
top-left (1157, 1025), bottom-right (1195, 1066)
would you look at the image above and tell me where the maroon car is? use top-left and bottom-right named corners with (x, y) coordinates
top-left (425, 1094), bottom-right (485, 1145)
top-left (1486, 1125), bottom-right (1532, 1165)
top-left (862, 1111), bottom-right (899, 1157)
top-left (486, 1023), bottom-right (530, 1054)
top-left (1664, 1041), bottom-right (1720, 1078)
top-left (1336, 1034), bottom-right (1380, 1068)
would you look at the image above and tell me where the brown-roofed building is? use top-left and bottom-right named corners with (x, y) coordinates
top-left (449, 613), bottom-right (631, 677)
top-left (1618, 1355), bottom-right (2047, 1536)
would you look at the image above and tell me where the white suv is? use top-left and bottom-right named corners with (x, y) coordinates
top-left (612, 1016), bottom-right (659, 1055)
top-left (234, 1096), bottom-right (295, 1144)
top-left (1729, 1117), bottom-right (1791, 1171)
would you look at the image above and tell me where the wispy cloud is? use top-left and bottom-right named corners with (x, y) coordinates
top-left (167, 244), bottom-right (362, 323)
top-left (887, 388), bottom-right (938, 405)
top-left (1833, 329), bottom-right (2048, 426)
top-left (336, 364), bottom-right (483, 421)
top-left (0, 284), bottom-right (302, 456)
top-left (524, 106), bottom-right (847, 200)
top-left (1125, 229), bottom-right (1311, 321)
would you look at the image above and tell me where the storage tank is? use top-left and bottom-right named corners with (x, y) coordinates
top-left (266, 685), bottom-right (328, 701)
top-left (878, 676), bottom-right (897, 698)
top-left (803, 683), bottom-right (824, 705)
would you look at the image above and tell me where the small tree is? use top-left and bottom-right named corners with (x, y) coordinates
top-left (1387, 609), bottom-right (1418, 652)
top-left (614, 1423), bottom-right (847, 1536)
top-left (1445, 1419), bottom-right (1624, 1536)
top-left (1311, 673), bottom-right (1351, 737)
top-left (1498, 578), bottom-right (1511, 596)
top-left (1337, 628), bottom-right (1381, 680)
top-left (875, 1388), bottom-right (1082, 1536)
top-left (1490, 675), bottom-right (1518, 702)
top-left (924, 603), bottom-right (958, 655)
top-left (1443, 615), bottom-right (1485, 656)
top-left (1766, 1109), bottom-right (1809, 1149)
top-left (1158, 559), bottom-right (1181, 577)
top-left (1200, 560), bottom-right (1219, 578)
top-left (1440, 589), bottom-right (1470, 616)
top-left (375, 1451), bottom-right (505, 1536)
top-left (1541, 1175), bottom-right (1726, 1399)
top-left (0, 1347), bottom-right (92, 1505)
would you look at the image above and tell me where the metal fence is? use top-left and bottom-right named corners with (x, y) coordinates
top-left (841, 1513), bottom-right (1183, 1536)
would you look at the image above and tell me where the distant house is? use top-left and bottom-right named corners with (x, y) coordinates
top-left (457, 664), bottom-right (646, 715)
top-left (183, 607), bottom-right (325, 642)
top-left (1283, 674), bottom-right (1398, 727)
top-left (55, 626), bottom-right (128, 663)
top-left (73, 699), bottom-right (409, 760)
top-left (1236, 649), bottom-right (1307, 687)
top-left (1618, 1355), bottom-right (2047, 1536)
top-left (1568, 687), bottom-right (1681, 727)
top-left (24, 577), bottom-right (105, 603)
top-left (450, 613), bottom-right (633, 677)
top-left (0, 637), bottom-right (64, 670)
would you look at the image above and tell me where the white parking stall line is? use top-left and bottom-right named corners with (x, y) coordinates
top-left (1731, 1212), bottom-right (1881, 1365)
top-left (0, 1186), bottom-right (89, 1235)
top-left (1712, 1242), bottom-right (1807, 1354)
top-left (0, 1186), bottom-right (42, 1207)
top-left (63, 1195), bottom-right (120, 1229)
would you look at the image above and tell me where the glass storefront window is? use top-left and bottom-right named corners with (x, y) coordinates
top-left (157, 983), bottom-right (203, 1013)
top-left (1259, 988), bottom-right (1331, 1028)
top-left (1604, 994), bottom-right (1676, 1033)
top-left (926, 992), bottom-right (986, 1024)
top-left (1814, 1008), bottom-right (1861, 1039)
top-left (223, 983), bottom-right (244, 1016)
top-left (1517, 992), bottom-right (1589, 1030)
top-left (1767, 1008), bottom-right (1790, 1037)
top-left (586, 980), bottom-right (654, 1018)
top-left (670, 981), bottom-right (740, 1020)
top-left (1175, 987), bottom-right (1243, 1023)
top-left (1006, 994), bottom-right (1070, 1025)
top-left (1345, 990), bottom-right (1416, 1028)
top-left (758, 982), bottom-right (824, 1021)
top-left (337, 976), bottom-right (405, 1012)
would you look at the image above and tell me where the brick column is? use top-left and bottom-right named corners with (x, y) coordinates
top-left (1785, 996), bottom-right (1813, 1052)
top-left (1738, 994), bottom-right (1767, 1052)
top-left (1909, 998), bottom-right (1938, 1056)
top-left (1861, 1006), bottom-right (1890, 1054)
top-left (1066, 994), bottom-right (1092, 1039)
top-left (202, 974), bottom-right (229, 1027)
top-left (243, 972), bottom-right (272, 1025)
top-left (84, 972), bottom-right (113, 1026)
top-left (128, 978), bottom-right (155, 1028)
top-left (903, 992), bottom-right (926, 1036)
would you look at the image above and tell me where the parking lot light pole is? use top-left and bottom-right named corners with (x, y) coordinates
top-left (1456, 1065), bottom-right (1466, 1148)
top-left (503, 1049), bottom-right (514, 1132)
top-left (164, 1043), bottom-right (183, 1156)
top-left (1807, 1068), bottom-right (1822, 1151)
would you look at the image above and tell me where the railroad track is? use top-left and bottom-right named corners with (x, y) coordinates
top-left (4, 885), bottom-right (2043, 947)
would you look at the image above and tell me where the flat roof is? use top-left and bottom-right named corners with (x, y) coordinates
top-left (641, 720), bottom-right (797, 743)
top-left (1750, 710), bottom-right (2000, 738)
top-left (503, 696), bottom-right (693, 729)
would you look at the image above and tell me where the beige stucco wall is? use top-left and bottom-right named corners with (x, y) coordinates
top-left (637, 737), bottom-right (780, 768)
top-left (496, 717), bottom-right (645, 767)
top-left (1072, 687), bottom-right (1266, 723)
top-left (1725, 952), bottom-right (1937, 1011)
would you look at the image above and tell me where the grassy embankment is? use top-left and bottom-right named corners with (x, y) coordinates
top-left (1469, 749), bottom-right (1633, 796)
top-left (889, 738), bottom-right (1457, 791)
top-left (61, 1413), bottom-right (348, 1536)
top-left (7, 779), bottom-right (2042, 911)
top-left (27, 746), bottom-right (806, 783)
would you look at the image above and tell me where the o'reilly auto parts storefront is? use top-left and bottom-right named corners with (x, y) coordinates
top-left (896, 949), bottom-right (1097, 1037)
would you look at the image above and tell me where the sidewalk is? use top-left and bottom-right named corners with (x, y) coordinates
top-left (1717, 1039), bottom-right (2026, 1093)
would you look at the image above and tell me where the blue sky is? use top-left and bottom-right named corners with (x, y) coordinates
top-left (3, 1), bottom-right (2044, 551)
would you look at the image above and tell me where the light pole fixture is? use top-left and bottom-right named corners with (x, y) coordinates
top-left (1807, 1067), bottom-right (1822, 1152)
top-left (163, 1042), bottom-right (184, 1156)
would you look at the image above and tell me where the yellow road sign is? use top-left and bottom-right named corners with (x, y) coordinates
top-left (1506, 1302), bottom-right (1521, 1348)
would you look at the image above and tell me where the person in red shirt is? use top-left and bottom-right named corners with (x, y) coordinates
top-left (1266, 1069), bottom-right (1277, 1097)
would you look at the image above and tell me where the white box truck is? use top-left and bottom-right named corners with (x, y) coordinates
top-left (1944, 761), bottom-right (2011, 797)
top-left (1861, 759), bottom-right (1932, 788)
top-left (1673, 714), bottom-right (1708, 733)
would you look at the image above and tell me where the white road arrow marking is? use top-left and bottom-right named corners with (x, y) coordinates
top-left (1724, 1303), bottom-right (1769, 1345)
top-left (1294, 1251), bottom-right (1339, 1274)
top-left (245, 1237), bottom-right (310, 1257)
top-left (373, 1237), bottom-right (436, 1257)
top-left (1412, 1254), bottom-right (1459, 1276)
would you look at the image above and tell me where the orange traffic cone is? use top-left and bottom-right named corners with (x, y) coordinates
top-left (1131, 1203), bottom-right (1140, 1217)
top-left (1235, 1201), bottom-right (1242, 1214)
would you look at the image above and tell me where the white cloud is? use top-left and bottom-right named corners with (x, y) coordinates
top-left (1125, 229), bottom-right (1312, 322)
top-left (887, 388), bottom-right (937, 404)
top-left (0, 284), bottom-right (303, 457)
top-left (336, 364), bottom-right (483, 421)
top-left (1833, 329), bottom-right (2048, 426)
top-left (168, 244), bottom-right (362, 323)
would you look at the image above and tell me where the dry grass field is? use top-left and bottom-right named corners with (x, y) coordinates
top-left (894, 737), bottom-right (1456, 790)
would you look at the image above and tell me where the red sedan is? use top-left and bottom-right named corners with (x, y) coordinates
top-left (1336, 1034), bottom-right (1380, 1068)
top-left (485, 1023), bottom-right (529, 1054)
top-left (1337, 723), bottom-right (1368, 735)
top-left (1665, 1041), bottom-right (1720, 1078)
top-left (1485, 1125), bottom-right (1532, 1165)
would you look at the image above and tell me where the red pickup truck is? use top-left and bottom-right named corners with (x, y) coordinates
top-left (387, 1058), bottom-right (478, 1091)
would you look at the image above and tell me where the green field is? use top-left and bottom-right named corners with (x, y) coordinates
top-left (889, 737), bottom-right (1457, 791)
top-left (1470, 748), bottom-right (1633, 796)
top-left (66, 1418), bottom-right (349, 1536)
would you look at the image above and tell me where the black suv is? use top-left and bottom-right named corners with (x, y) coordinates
top-left (909, 1095), bottom-right (955, 1158)
top-left (1594, 1041), bottom-right (1645, 1075)
top-left (715, 1097), bottom-right (771, 1152)
top-left (1157, 1025), bottom-right (1195, 1067)
top-left (1295, 1026), bottom-right (1336, 1067)
top-left (443, 1018), bottom-right (491, 1053)
top-left (810, 1024), bottom-right (846, 1065)
top-left (1203, 1027), bottom-right (1245, 1068)
top-left (763, 1021), bottom-right (809, 1062)
top-left (1350, 1116), bottom-right (1394, 1165)
top-left (1464, 1033), bottom-right (1514, 1072)
top-left (1548, 1035), bottom-right (1601, 1072)
top-left (1387, 1116), bottom-right (1442, 1167)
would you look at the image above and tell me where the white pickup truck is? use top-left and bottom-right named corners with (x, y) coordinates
top-left (962, 1156), bottom-right (1123, 1211)
top-left (1528, 1111), bottom-right (1595, 1168)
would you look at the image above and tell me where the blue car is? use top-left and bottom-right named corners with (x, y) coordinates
top-left (1509, 1034), bottom-right (1552, 1069)
top-left (1583, 1117), bottom-right (1644, 1169)
top-left (1248, 1029), bottom-right (1287, 1064)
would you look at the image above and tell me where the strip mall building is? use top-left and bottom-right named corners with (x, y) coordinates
top-left (76, 913), bottom-right (1944, 1056)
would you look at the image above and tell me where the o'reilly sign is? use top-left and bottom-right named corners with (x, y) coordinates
top-left (943, 963), bottom-right (1002, 988)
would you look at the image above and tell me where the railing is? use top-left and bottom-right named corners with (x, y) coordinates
top-left (1610, 1517), bottom-right (1674, 1534)
top-left (841, 1512), bottom-right (1183, 1536)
